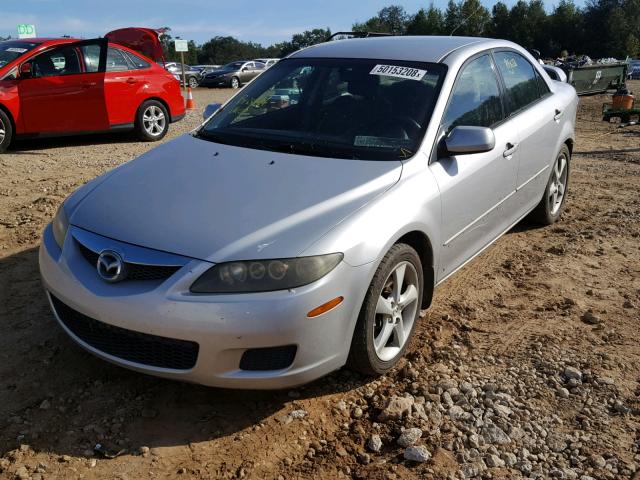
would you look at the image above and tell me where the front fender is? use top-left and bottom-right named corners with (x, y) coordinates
top-left (301, 154), bottom-right (441, 272)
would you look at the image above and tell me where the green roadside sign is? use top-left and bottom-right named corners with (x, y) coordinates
top-left (17, 24), bottom-right (37, 39)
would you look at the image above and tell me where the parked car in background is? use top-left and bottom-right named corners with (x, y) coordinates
top-left (254, 58), bottom-right (279, 68)
top-left (199, 60), bottom-right (266, 89)
top-left (192, 64), bottom-right (221, 77)
top-left (0, 27), bottom-right (185, 153)
top-left (628, 60), bottom-right (640, 80)
top-left (159, 62), bottom-right (201, 88)
top-left (40, 36), bottom-right (577, 388)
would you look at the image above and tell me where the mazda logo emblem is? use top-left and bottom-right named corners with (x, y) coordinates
top-left (97, 250), bottom-right (126, 283)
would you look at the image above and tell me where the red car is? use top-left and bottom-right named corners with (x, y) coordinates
top-left (0, 28), bottom-right (186, 153)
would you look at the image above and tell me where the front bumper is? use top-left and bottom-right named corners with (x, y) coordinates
top-left (39, 225), bottom-right (372, 389)
top-left (199, 76), bottom-right (231, 87)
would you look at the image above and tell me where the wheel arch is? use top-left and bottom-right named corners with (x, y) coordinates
top-left (394, 230), bottom-right (435, 309)
top-left (137, 96), bottom-right (172, 123)
top-left (564, 137), bottom-right (573, 156)
top-left (0, 103), bottom-right (16, 135)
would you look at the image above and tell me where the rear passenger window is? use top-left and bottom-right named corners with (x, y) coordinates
top-left (123, 51), bottom-right (150, 69)
top-left (494, 51), bottom-right (543, 113)
top-left (442, 54), bottom-right (504, 131)
top-left (106, 48), bottom-right (130, 72)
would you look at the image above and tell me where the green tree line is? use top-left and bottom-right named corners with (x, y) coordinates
top-left (351, 0), bottom-right (639, 58)
top-left (3, 0), bottom-right (638, 63)
top-left (158, 0), bottom-right (638, 63)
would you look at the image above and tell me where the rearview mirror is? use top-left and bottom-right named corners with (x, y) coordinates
top-left (203, 102), bottom-right (222, 120)
top-left (444, 126), bottom-right (495, 155)
top-left (19, 63), bottom-right (32, 78)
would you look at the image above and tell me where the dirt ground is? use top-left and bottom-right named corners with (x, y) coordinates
top-left (0, 83), bottom-right (639, 480)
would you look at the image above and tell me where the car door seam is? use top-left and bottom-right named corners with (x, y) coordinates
top-left (516, 164), bottom-right (549, 191)
top-left (435, 198), bottom-right (538, 287)
top-left (443, 189), bottom-right (516, 247)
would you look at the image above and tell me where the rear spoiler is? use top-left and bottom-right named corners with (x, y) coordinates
top-left (326, 31), bottom-right (393, 42)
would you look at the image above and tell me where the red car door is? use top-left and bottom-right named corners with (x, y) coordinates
top-left (103, 46), bottom-right (148, 126)
top-left (18, 39), bottom-right (109, 134)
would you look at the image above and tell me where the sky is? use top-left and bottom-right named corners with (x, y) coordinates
top-left (3, 0), bottom-right (587, 46)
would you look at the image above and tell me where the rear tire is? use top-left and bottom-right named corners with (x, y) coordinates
top-left (0, 109), bottom-right (13, 153)
top-left (347, 243), bottom-right (423, 375)
top-left (135, 100), bottom-right (169, 142)
top-left (530, 145), bottom-right (570, 225)
top-left (230, 77), bottom-right (240, 89)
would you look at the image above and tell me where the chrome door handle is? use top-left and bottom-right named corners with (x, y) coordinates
top-left (554, 109), bottom-right (563, 121)
top-left (503, 142), bottom-right (519, 158)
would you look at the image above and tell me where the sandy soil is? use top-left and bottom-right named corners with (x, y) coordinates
top-left (0, 83), bottom-right (638, 480)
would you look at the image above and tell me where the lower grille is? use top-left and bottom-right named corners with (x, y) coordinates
top-left (239, 345), bottom-right (297, 371)
top-left (51, 295), bottom-right (199, 370)
top-left (77, 241), bottom-right (181, 282)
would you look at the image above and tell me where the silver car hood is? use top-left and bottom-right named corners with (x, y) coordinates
top-left (70, 134), bottom-right (402, 263)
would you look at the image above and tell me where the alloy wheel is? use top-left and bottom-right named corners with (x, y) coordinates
top-left (142, 105), bottom-right (166, 137)
top-left (548, 153), bottom-right (568, 215)
top-left (373, 261), bottom-right (420, 362)
top-left (231, 77), bottom-right (239, 89)
top-left (0, 117), bottom-right (5, 144)
top-left (189, 77), bottom-right (198, 88)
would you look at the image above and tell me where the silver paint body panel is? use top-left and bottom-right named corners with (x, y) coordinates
top-left (40, 36), bottom-right (578, 388)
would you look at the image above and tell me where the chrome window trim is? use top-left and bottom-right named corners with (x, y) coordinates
top-left (71, 226), bottom-right (197, 267)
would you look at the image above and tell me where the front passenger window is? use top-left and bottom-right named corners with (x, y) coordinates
top-left (81, 45), bottom-right (100, 73)
top-left (33, 46), bottom-right (81, 78)
top-left (442, 54), bottom-right (504, 132)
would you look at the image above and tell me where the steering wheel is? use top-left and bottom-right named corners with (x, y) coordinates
top-left (368, 115), bottom-right (422, 139)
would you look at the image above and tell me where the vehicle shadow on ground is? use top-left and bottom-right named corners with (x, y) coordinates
top-left (0, 247), bottom-right (369, 458)
top-left (9, 132), bottom-right (144, 152)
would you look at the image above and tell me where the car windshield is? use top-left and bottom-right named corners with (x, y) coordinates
top-left (0, 41), bottom-right (39, 68)
top-left (197, 57), bottom-right (446, 160)
top-left (222, 61), bottom-right (245, 70)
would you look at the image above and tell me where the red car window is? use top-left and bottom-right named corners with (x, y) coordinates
top-left (32, 45), bottom-right (82, 77)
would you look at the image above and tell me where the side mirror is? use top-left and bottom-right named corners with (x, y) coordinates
top-left (203, 102), bottom-right (222, 120)
top-left (19, 63), bottom-right (33, 78)
top-left (444, 126), bottom-right (495, 155)
top-left (242, 67), bottom-right (249, 72)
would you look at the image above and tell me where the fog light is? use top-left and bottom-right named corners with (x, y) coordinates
top-left (307, 296), bottom-right (344, 318)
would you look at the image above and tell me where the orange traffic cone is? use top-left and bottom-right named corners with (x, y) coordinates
top-left (185, 87), bottom-right (195, 110)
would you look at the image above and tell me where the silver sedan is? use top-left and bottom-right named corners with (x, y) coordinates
top-left (40, 36), bottom-right (577, 388)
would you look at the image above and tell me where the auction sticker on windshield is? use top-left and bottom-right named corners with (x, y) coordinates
top-left (370, 64), bottom-right (427, 81)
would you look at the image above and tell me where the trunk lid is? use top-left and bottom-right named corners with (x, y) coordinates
top-left (105, 28), bottom-right (165, 63)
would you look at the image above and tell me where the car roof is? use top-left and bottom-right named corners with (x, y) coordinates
top-left (11, 38), bottom-right (75, 46)
top-left (290, 35), bottom-right (496, 63)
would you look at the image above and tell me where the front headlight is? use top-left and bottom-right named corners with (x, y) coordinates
top-left (52, 204), bottom-right (69, 249)
top-left (190, 253), bottom-right (343, 293)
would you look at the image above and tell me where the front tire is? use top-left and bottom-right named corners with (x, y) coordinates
top-left (348, 243), bottom-right (423, 375)
top-left (230, 76), bottom-right (240, 89)
top-left (135, 100), bottom-right (169, 142)
top-left (0, 109), bottom-right (13, 153)
top-left (188, 76), bottom-right (199, 89)
top-left (530, 145), bottom-right (570, 225)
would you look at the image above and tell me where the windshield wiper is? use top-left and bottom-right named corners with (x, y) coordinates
top-left (194, 129), bottom-right (367, 160)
